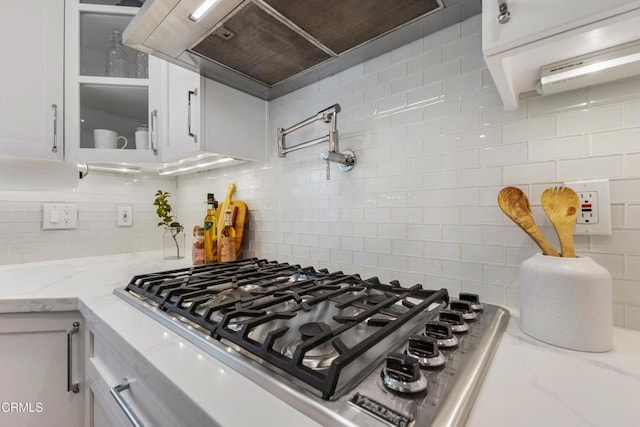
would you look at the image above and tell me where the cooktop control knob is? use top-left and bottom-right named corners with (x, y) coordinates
top-left (406, 335), bottom-right (446, 368)
top-left (423, 321), bottom-right (459, 348)
top-left (449, 300), bottom-right (477, 321)
top-left (438, 309), bottom-right (469, 333)
top-left (459, 292), bottom-right (483, 311)
top-left (381, 353), bottom-right (428, 394)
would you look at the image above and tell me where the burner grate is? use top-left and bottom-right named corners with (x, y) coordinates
top-left (123, 258), bottom-right (450, 399)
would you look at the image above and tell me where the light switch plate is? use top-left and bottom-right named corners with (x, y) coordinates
top-left (43, 203), bottom-right (77, 230)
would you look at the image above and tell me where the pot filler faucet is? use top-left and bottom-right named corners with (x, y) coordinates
top-left (277, 104), bottom-right (356, 180)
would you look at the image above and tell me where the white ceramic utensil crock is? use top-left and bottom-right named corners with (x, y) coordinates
top-left (519, 253), bottom-right (613, 352)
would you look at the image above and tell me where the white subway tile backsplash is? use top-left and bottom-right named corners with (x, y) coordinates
top-left (441, 34), bottom-right (482, 63)
top-left (443, 225), bottom-right (480, 243)
top-left (441, 188), bottom-right (480, 206)
top-left (391, 73), bottom-right (424, 95)
top-left (479, 143), bottom-right (527, 166)
top-left (378, 62), bottom-right (408, 84)
top-left (588, 75), bottom-right (640, 106)
top-left (408, 257), bottom-right (442, 275)
top-left (460, 167), bottom-right (501, 188)
top-left (460, 87), bottom-right (503, 112)
top-left (442, 71), bottom-right (483, 98)
top-left (556, 105), bottom-right (622, 136)
top-left (503, 161), bottom-right (556, 184)
top-left (460, 126), bottom-right (502, 150)
top-left (424, 61), bottom-right (460, 85)
top-left (592, 128), bottom-right (640, 156)
top-left (441, 150), bottom-right (479, 170)
top-left (503, 116), bottom-right (556, 144)
top-left (442, 110), bottom-right (482, 134)
top-left (424, 241), bottom-right (459, 260)
top-left (529, 135), bottom-right (589, 160)
top-left (626, 154), bottom-right (640, 176)
top-left (526, 89), bottom-right (588, 117)
top-left (557, 156), bottom-right (623, 181)
top-left (481, 104), bottom-right (528, 126)
top-left (443, 260), bottom-right (482, 281)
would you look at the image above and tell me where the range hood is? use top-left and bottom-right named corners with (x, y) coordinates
top-left (124, 0), bottom-right (481, 100)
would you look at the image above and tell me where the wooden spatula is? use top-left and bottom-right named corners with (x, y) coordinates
top-left (498, 187), bottom-right (560, 257)
top-left (541, 186), bottom-right (579, 257)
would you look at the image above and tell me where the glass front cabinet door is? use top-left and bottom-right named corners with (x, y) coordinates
top-left (64, 0), bottom-right (162, 163)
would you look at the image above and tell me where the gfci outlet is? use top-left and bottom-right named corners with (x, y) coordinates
top-left (118, 206), bottom-right (133, 227)
top-left (564, 179), bottom-right (612, 235)
top-left (43, 203), bottom-right (78, 230)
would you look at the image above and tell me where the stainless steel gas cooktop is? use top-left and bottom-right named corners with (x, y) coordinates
top-left (115, 258), bottom-right (509, 426)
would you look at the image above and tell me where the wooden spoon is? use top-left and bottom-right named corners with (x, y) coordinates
top-left (541, 186), bottom-right (579, 257)
top-left (498, 187), bottom-right (560, 257)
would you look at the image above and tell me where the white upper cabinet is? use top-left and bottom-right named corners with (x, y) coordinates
top-left (161, 63), bottom-right (266, 163)
top-left (0, 0), bottom-right (64, 160)
top-left (202, 79), bottom-right (266, 163)
top-left (483, 0), bottom-right (640, 110)
top-left (64, 0), bottom-right (161, 163)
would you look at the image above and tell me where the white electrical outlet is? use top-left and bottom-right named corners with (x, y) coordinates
top-left (118, 206), bottom-right (133, 227)
top-left (564, 179), bottom-right (612, 235)
top-left (43, 203), bottom-right (77, 230)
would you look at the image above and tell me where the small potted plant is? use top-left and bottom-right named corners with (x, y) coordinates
top-left (153, 190), bottom-right (184, 259)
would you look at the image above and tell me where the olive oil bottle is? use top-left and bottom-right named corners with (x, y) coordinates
top-left (220, 206), bottom-right (236, 262)
top-left (204, 193), bottom-right (218, 263)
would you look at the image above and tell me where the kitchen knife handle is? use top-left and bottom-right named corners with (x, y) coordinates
top-left (150, 109), bottom-right (158, 155)
top-left (66, 321), bottom-right (80, 393)
top-left (51, 104), bottom-right (58, 153)
top-left (111, 378), bottom-right (144, 427)
top-left (188, 89), bottom-right (198, 143)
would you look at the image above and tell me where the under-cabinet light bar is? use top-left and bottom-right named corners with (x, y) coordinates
top-left (158, 157), bottom-right (234, 175)
top-left (189, 0), bottom-right (221, 21)
top-left (77, 163), bottom-right (141, 175)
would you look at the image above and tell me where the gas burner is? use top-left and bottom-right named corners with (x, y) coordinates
top-left (364, 293), bottom-right (387, 305)
top-left (282, 322), bottom-right (339, 371)
top-left (276, 294), bottom-right (314, 313)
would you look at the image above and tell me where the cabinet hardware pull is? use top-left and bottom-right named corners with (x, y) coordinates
top-left (497, 0), bottom-right (511, 23)
top-left (111, 378), bottom-right (144, 427)
top-left (188, 89), bottom-right (198, 143)
top-left (51, 104), bottom-right (58, 153)
top-left (150, 110), bottom-right (158, 155)
top-left (66, 321), bottom-right (80, 393)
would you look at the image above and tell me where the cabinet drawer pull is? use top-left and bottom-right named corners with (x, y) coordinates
top-left (150, 109), bottom-right (158, 155)
top-left (51, 104), bottom-right (58, 153)
top-left (111, 378), bottom-right (144, 427)
top-left (188, 89), bottom-right (198, 143)
top-left (66, 321), bottom-right (80, 393)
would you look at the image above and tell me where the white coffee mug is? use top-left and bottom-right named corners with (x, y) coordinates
top-left (94, 129), bottom-right (128, 149)
top-left (135, 126), bottom-right (149, 150)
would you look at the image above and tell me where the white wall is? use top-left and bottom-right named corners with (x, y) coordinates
top-left (176, 15), bottom-right (640, 330)
top-left (0, 173), bottom-right (175, 264)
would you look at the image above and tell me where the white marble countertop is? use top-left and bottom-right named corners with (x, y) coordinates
top-left (0, 251), bottom-right (638, 426)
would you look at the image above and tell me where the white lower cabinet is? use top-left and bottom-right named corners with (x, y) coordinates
top-left (0, 311), bottom-right (83, 426)
top-left (84, 318), bottom-right (211, 427)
